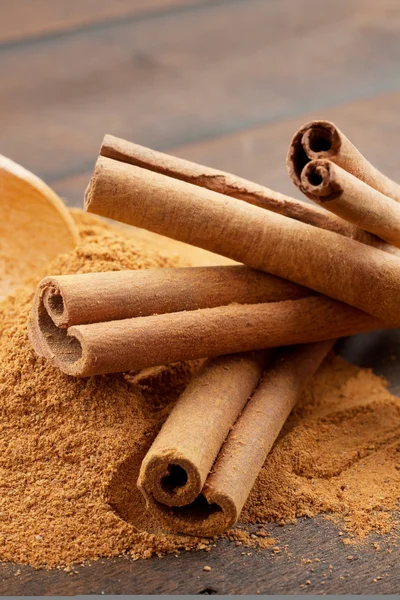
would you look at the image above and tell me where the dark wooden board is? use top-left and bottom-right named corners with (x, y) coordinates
top-left (0, 493), bottom-right (399, 594)
top-left (1, 0), bottom-right (400, 185)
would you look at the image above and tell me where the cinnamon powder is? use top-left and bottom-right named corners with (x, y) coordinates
top-left (0, 210), bottom-right (399, 568)
top-left (241, 357), bottom-right (400, 537)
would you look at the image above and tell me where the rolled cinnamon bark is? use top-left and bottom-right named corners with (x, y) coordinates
top-left (29, 294), bottom-right (382, 377)
top-left (85, 156), bottom-right (400, 325)
top-left (36, 266), bottom-right (310, 328)
top-left (140, 341), bottom-right (333, 536)
top-left (287, 119), bottom-right (400, 203)
top-left (102, 135), bottom-right (397, 251)
top-left (100, 134), bottom-right (352, 238)
top-left (300, 160), bottom-right (400, 248)
top-left (137, 350), bottom-right (270, 509)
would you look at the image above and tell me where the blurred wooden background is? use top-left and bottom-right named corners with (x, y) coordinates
top-left (1, 0), bottom-right (400, 595)
top-left (1, 0), bottom-right (400, 209)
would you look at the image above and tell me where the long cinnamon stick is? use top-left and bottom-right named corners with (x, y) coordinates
top-left (138, 350), bottom-right (270, 509)
top-left (29, 294), bottom-right (382, 377)
top-left (140, 341), bottom-right (333, 536)
top-left (287, 119), bottom-right (400, 203)
top-left (85, 156), bottom-right (400, 325)
top-left (300, 160), bottom-right (400, 248)
top-left (35, 266), bottom-right (310, 328)
top-left (100, 134), bottom-right (354, 238)
top-left (102, 136), bottom-right (399, 252)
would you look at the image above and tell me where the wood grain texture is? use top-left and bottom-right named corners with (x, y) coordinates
top-left (170, 90), bottom-right (400, 206)
top-left (1, 0), bottom-right (400, 188)
top-left (1, 504), bottom-right (399, 595)
top-left (0, 0), bottom-right (215, 46)
top-left (52, 89), bottom-right (400, 208)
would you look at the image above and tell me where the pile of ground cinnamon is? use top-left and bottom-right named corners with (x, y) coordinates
top-left (0, 210), bottom-right (399, 569)
top-left (241, 357), bottom-right (400, 537)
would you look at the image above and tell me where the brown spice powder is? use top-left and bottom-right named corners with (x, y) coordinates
top-left (0, 210), bottom-right (399, 568)
top-left (241, 357), bottom-right (400, 537)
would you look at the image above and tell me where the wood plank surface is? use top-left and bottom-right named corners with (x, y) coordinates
top-left (1, 497), bottom-right (399, 594)
top-left (170, 90), bottom-right (400, 201)
top-left (1, 0), bottom-right (400, 186)
top-left (0, 0), bottom-right (215, 46)
top-left (53, 89), bottom-right (400, 207)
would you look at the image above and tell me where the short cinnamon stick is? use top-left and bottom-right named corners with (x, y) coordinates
top-left (85, 156), bottom-right (400, 325)
top-left (137, 350), bottom-right (270, 509)
top-left (300, 160), bottom-right (400, 248)
top-left (287, 119), bottom-right (400, 203)
top-left (35, 266), bottom-right (310, 328)
top-left (29, 294), bottom-right (382, 377)
top-left (140, 341), bottom-right (333, 536)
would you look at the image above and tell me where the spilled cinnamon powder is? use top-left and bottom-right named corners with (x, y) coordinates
top-left (241, 357), bottom-right (400, 536)
top-left (0, 210), bottom-right (399, 568)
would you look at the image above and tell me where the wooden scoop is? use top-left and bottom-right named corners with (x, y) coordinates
top-left (0, 155), bottom-right (79, 300)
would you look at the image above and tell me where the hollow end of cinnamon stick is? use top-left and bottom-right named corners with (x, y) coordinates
top-left (300, 159), bottom-right (342, 201)
top-left (139, 454), bottom-right (202, 507)
top-left (140, 486), bottom-right (239, 537)
top-left (42, 284), bottom-right (69, 328)
top-left (301, 121), bottom-right (340, 159)
top-left (28, 292), bottom-right (84, 370)
top-left (286, 120), bottom-right (341, 188)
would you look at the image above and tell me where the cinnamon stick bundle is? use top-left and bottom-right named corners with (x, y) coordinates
top-left (85, 155), bottom-right (400, 325)
top-left (101, 134), bottom-right (354, 238)
top-left (29, 291), bottom-right (382, 377)
top-left (138, 351), bottom-right (270, 509)
top-left (36, 266), bottom-right (309, 328)
top-left (28, 265), bottom-right (308, 370)
top-left (300, 160), bottom-right (400, 248)
top-left (139, 341), bottom-right (333, 536)
top-left (102, 136), bottom-right (398, 252)
top-left (286, 119), bottom-right (400, 203)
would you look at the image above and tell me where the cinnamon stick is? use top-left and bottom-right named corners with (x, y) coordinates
top-left (28, 294), bottom-right (382, 377)
top-left (137, 350), bottom-right (270, 509)
top-left (102, 136), bottom-right (398, 251)
top-left (35, 266), bottom-right (310, 328)
top-left (300, 160), bottom-right (400, 248)
top-left (139, 341), bottom-right (333, 536)
top-left (287, 119), bottom-right (400, 203)
top-left (100, 134), bottom-right (354, 238)
top-left (85, 156), bottom-right (400, 325)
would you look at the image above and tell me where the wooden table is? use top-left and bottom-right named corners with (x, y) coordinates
top-left (1, 0), bottom-right (400, 594)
